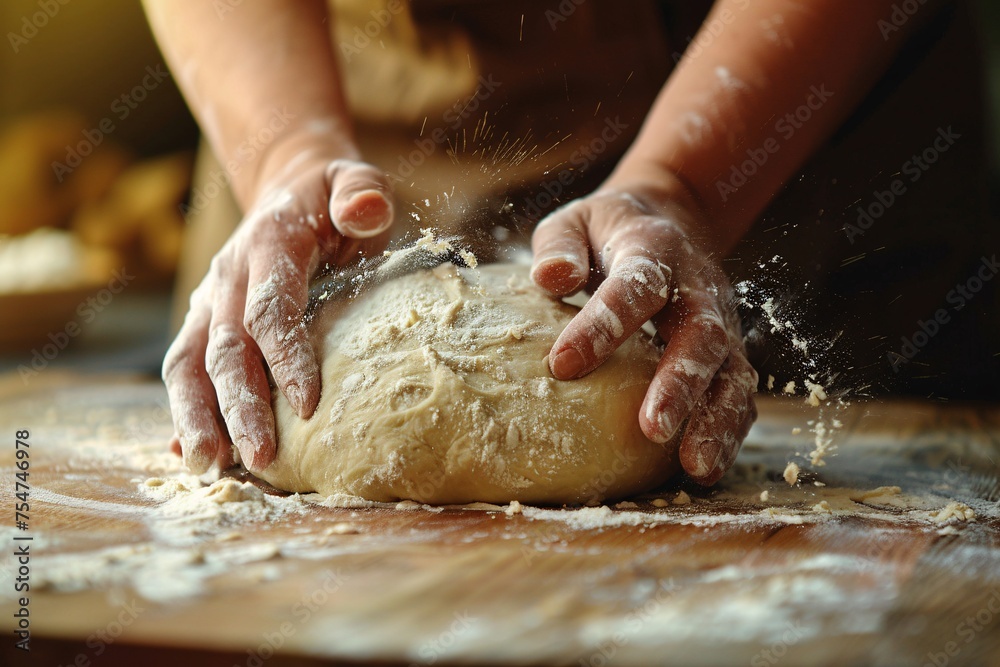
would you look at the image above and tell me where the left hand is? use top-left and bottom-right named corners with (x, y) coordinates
top-left (530, 182), bottom-right (758, 485)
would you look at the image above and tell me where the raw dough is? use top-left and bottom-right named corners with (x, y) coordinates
top-left (261, 263), bottom-right (681, 504)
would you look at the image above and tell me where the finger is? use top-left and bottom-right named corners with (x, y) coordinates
top-left (530, 202), bottom-right (591, 296)
top-left (205, 261), bottom-right (277, 473)
top-left (679, 351), bottom-right (758, 485)
top-left (245, 224), bottom-right (321, 419)
top-left (161, 291), bottom-right (226, 474)
top-left (639, 287), bottom-right (731, 443)
top-left (549, 244), bottom-right (672, 380)
top-left (327, 160), bottom-right (394, 238)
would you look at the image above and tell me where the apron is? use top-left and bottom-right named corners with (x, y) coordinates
top-left (171, 1), bottom-right (998, 398)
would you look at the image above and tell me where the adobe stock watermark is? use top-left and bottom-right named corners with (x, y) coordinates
top-left (715, 84), bottom-right (834, 203)
top-left (17, 268), bottom-right (135, 385)
top-left (576, 578), bottom-right (679, 667)
top-left (81, 599), bottom-right (145, 663)
top-left (386, 74), bottom-right (503, 183)
top-left (408, 611), bottom-right (478, 666)
top-left (239, 568), bottom-right (347, 667)
top-left (921, 587), bottom-right (1000, 667)
top-left (750, 620), bottom-right (808, 666)
top-left (888, 254), bottom-right (999, 373)
top-left (576, 446), bottom-right (640, 506)
top-left (180, 106), bottom-right (296, 218)
top-left (879, 0), bottom-right (932, 41)
top-left (339, 0), bottom-right (406, 62)
top-left (670, 0), bottom-right (750, 63)
top-left (51, 65), bottom-right (170, 183)
top-left (843, 126), bottom-right (960, 244)
top-left (545, 0), bottom-right (585, 30)
top-left (7, 0), bottom-right (71, 53)
top-left (522, 115), bottom-right (629, 219)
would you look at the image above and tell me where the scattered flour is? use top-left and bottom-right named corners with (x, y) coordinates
top-left (928, 502), bottom-right (976, 524)
top-left (783, 462), bottom-right (800, 486)
top-left (672, 491), bottom-right (692, 506)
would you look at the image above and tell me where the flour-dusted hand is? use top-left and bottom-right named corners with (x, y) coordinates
top-left (163, 149), bottom-right (393, 474)
top-left (530, 184), bottom-right (757, 485)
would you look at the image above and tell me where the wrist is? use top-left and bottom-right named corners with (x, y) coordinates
top-left (242, 117), bottom-right (361, 208)
top-left (604, 158), bottom-right (706, 221)
top-left (603, 157), bottom-right (742, 256)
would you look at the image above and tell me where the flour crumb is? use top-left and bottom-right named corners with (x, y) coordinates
top-left (759, 490), bottom-right (770, 502)
top-left (395, 500), bottom-right (423, 511)
top-left (324, 522), bottom-right (360, 535)
top-left (812, 501), bottom-right (832, 514)
top-left (615, 501), bottom-right (639, 510)
top-left (783, 381), bottom-right (796, 395)
top-left (767, 375), bottom-right (775, 390)
top-left (651, 498), bottom-right (669, 508)
top-left (929, 501), bottom-right (976, 524)
top-left (672, 491), bottom-right (692, 506)
top-left (813, 481), bottom-right (826, 487)
top-left (791, 427), bottom-right (802, 435)
top-left (505, 500), bottom-right (523, 516)
top-left (783, 462), bottom-right (800, 486)
top-left (204, 478), bottom-right (265, 504)
top-left (804, 380), bottom-right (827, 407)
top-left (808, 420), bottom-right (835, 467)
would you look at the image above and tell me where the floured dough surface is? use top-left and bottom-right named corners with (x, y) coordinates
top-left (261, 263), bottom-right (680, 504)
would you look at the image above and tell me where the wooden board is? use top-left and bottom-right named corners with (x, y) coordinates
top-left (0, 372), bottom-right (998, 666)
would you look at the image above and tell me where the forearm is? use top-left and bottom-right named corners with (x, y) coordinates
top-left (610, 0), bottom-right (943, 254)
top-left (143, 0), bottom-right (357, 208)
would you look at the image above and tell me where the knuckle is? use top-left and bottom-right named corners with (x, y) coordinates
top-left (205, 325), bottom-right (248, 379)
top-left (537, 200), bottom-right (587, 232)
top-left (334, 160), bottom-right (392, 193)
top-left (610, 256), bottom-right (672, 305)
top-left (207, 253), bottom-right (232, 281)
top-left (266, 327), bottom-right (310, 378)
top-left (243, 283), bottom-right (298, 342)
top-left (694, 315), bottom-right (731, 361)
top-left (162, 338), bottom-right (195, 384)
top-left (586, 297), bottom-right (626, 358)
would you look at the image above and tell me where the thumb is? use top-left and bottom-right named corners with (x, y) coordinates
top-left (530, 201), bottom-right (591, 296)
top-left (327, 160), bottom-right (394, 239)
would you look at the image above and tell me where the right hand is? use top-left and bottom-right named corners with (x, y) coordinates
top-left (163, 143), bottom-right (394, 474)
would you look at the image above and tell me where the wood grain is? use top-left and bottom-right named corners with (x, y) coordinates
top-left (0, 372), bottom-right (998, 667)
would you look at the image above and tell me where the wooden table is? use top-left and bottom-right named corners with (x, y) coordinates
top-left (1, 373), bottom-right (998, 666)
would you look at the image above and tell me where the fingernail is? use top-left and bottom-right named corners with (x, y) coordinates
top-left (551, 347), bottom-right (586, 380)
top-left (532, 255), bottom-right (584, 293)
top-left (249, 451), bottom-right (270, 473)
top-left (334, 191), bottom-right (392, 238)
top-left (285, 382), bottom-right (304, 416)
top-left (693, 439), bottom-right (730, 486)
top-left (235, 437), bottom-right (254, 471)
top-left (238, 438), bottom-right (273, 474)
top-left (657, 410), bottom-right (678, 443)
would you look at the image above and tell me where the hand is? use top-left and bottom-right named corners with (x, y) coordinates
top-left (163, 142), bottom-right (393, 474)
top-left (530, 181), bottom-right (757, 485)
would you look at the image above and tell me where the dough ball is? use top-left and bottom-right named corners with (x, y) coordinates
top-left (261, 263), bottom-right (681, 505)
